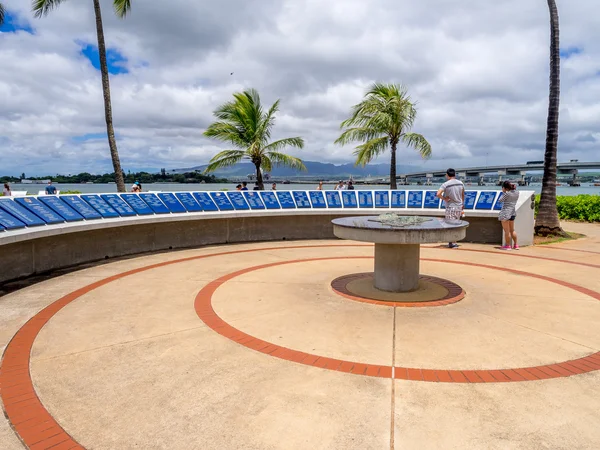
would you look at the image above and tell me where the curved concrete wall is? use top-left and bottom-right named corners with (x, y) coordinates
top-left (0, 190), bottom-right (535, 285)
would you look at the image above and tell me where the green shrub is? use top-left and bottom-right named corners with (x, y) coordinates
top-left (60, 190), bottom-right (82, 194)
top-left (535, 194), bottom-right (600, 222)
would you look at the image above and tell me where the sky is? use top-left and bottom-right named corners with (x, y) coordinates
top-left (0, 0), bottom-right (599, 176)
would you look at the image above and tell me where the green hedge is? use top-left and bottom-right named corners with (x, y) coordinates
top-left (535, 194), bottom-right (600, 222)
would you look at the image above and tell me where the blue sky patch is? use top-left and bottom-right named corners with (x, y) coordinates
top-left (72, 133), bottom-right (108, 142)
top-left (79, 42), bottom-right (129, 75)
top-left (560, 46), bottom-right (582, 59)
top-left (0, 11), bottom-right (35, 34)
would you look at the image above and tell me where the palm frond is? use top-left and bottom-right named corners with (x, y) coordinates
top-left (203, 121), bottom-right (248, 147)
top-left (266, 152), bottom-right (307, 171)
top-left (260, 154), bottom-right (272, 172)
top-left (32, 0), bottom-right (66, 18)
top-left (263, 137), bottom-right (304, 153)
top-left (401, 132), bottom-right (432, 159)
top-left (258, 99), bottom-right (279, 144)
top-left (353, 137), bottom-right (389, 167)
top-left (335, 127), bottom-right (384, 146)
top-left (203, 150), bottom-right (246, 173)
top-left (114, 0), bottom-right (131, 18)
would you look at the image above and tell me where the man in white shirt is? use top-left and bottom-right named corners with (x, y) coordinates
top-left (437, 168), bottom-right (465, 248)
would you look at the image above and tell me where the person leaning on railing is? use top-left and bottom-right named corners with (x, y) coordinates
top-left (498, 181), bottom-right (519, 250)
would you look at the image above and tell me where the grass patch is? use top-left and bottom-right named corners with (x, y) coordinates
top-left (534, 231), bottom-right (585, 245)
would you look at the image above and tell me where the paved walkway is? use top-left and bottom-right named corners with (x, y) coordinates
top-left (1, 222), bottom-right (599, 449)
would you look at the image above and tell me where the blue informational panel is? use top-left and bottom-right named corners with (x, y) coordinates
top-left (475, 191), bottom-right (497, 210)
top-left (0, 209), bottom-right (26, 230)
top-left (258, 192), bottom-right (278, 209)
top-left (139, 193), bottom-right (170, 214)
top-left (292, 191), bottom-right (311, 208)
top-left (308, 191), bottom-right (327, 208)
top-left (407, 191), bottom-right (424, 208)
top-left (120, 194), bottom-right (154, 215)
top-left (14, 197), bottom-right (64, 224)
top-left (464, 191), bottom-right (478, 210)
top-left (374, 191), bottom-right (389, 208)
top-left (157, 193), bottom-right (186, 213)
top-left (276, 191), bottom-right (297, 209)
top-left (358, 191), bottom-right (374, 208)
top-left (175, 193), bottom-right (203, 212)
top-left (39, 196), bottom-right (84, 222)
top-left (0, 199), bottom-right (46, 227)
top-left (244, 192), bottom-right (266, 209)
top-left (81, 195), bottom-right (120, 218)
top-left (61, 196), bottom-right (102, 220)
top-left (226, 192), bottom-right (250, 210)
top-left (100, 194), bottom-right (137, 217)
top-left (341, 191), bottom-right (358, 208)
top-left (423, 191), bottom-right (441, 209)
top-left (493, 193), bottom-right (505, 210)
top-left (325, 191), bottom-right (342, 208)
top-left (210, 192), bottom-right (235, 211)
top-left (391, 191), bottom-right (406, 208)
top-left (193, 192), bottom-right (219, 211)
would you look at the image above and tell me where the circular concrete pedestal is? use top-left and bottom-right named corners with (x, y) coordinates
top-left (374, 243), bottom-right (419, 292)
top-left (332, 215), bottom-right (468, 293)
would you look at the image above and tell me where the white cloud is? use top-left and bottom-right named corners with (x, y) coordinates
top-left (0, 0), bottom-right (598, 175)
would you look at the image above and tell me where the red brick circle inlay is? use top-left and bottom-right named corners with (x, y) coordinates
top-left (331, 272), bottom-right (465, 307)
top-left (194, 255), bottom-right (600, 384)
top-left (1, 244), bottom-right (600, 450)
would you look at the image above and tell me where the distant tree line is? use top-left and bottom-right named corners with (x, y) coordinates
top-left (0, 172), bottom-right (227, 185)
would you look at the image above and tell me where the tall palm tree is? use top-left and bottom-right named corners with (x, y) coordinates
top-left (335, 83), bottom-right (431, 190)
top-left (0, 3), bottom-right (5, 26)
top-left (32, 0), bottom-right (130, 192)
top-left (203, 89), bottom-right (306, 190)
top-left (535, 0), bottom-right (566, 236)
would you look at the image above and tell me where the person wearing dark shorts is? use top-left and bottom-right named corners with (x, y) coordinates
top-left (498, 181), bottom-right (519, 250)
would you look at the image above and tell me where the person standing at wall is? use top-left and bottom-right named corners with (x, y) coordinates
top-left (498, 181), bottom-right (519, 250)
top-left (45, 181), bottom-right (57, 195)
top-left (3, 183), bottom-right (11, 196)
top-left (436, 168), bottom-right (465, 248)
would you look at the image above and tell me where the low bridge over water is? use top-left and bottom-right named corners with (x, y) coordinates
top-left (397, 161), bottom-right (600, 186)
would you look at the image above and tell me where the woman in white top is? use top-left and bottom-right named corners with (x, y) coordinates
top-left (498, 181), bottom-right (519, 250)
top-left (3, 183), bottom-right (11, 196)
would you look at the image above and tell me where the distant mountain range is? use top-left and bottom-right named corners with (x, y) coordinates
top-left (170, 160), bottom-right (423, 179)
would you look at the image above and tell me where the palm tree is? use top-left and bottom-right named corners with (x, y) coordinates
top-left (335, 83), bottom-right (431, 190)
top-left (535, 0), bottom-right (566, 236)
top-left (203, 89), bottom-right (306, 190)
top-left (0, 3), bottom-right (5, 26)
top-left (32, 0), bottom-right (130, 192)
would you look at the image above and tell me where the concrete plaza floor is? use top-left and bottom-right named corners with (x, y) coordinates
top-left (1, 222), bottom-right (600, 449)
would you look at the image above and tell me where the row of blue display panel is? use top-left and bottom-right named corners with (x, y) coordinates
top-left (0, 190), bottom-right (504, 231)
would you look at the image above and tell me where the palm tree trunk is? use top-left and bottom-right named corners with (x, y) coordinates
top-left (255, 163), bottom-right (264, 190)
top-left (535, 0), bottom-right (565, 236)
top-left (389, 140), bottom-right (397, 190)
top-left (93, 0), bottom-right (126, 193)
